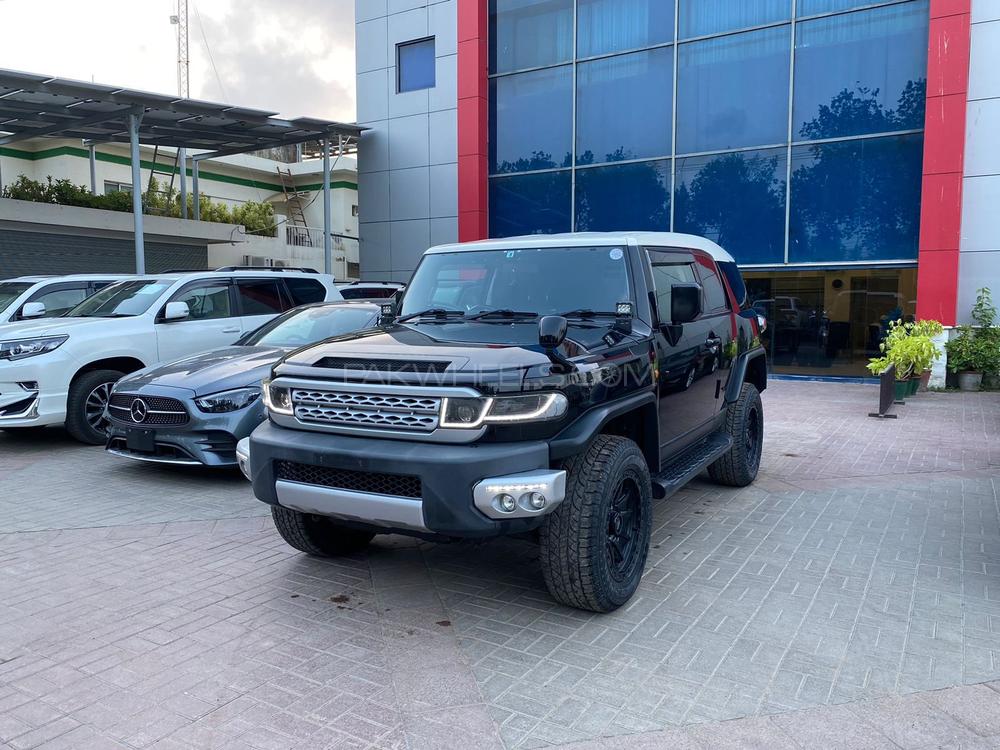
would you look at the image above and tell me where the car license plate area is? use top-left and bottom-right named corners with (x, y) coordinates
top-left (125, 427), bottom-right (156, 453)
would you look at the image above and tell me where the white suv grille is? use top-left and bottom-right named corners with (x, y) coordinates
top-left (292, 388), bottom-right (441, 432)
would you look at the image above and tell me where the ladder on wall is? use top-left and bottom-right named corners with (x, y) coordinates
top-left (277, 167), bottom-right (312, 245)
top-left (145, 145), bottom-right (180, 215)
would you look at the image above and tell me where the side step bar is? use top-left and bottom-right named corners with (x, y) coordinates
top-left (651, 432), bottom-right (732, 499)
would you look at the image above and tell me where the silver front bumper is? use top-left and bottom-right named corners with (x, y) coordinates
top-left (276, 479), bottom-right (427, 531)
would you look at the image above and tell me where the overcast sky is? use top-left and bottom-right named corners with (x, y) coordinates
top-left (0, 0), bottom-right (357, 122)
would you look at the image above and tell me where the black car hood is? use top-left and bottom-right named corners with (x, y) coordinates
top-left (116, 345), bottom-right (287, 397)
top-left (281, 320), bottom-right (632, 373)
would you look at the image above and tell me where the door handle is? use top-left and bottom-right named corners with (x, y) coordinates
top-left (222, 327), bottom-right (240, 334)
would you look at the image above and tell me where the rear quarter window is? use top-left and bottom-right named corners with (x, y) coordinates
top-left (285, 278), bottom-right (326, 305)
top-left (718, 261), bottom-right (748, 309)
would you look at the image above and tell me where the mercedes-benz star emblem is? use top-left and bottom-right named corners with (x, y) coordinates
top-left (130, 398), bottom-right (149, 423)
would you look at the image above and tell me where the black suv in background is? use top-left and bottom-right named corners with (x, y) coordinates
top-left (246, 233), bottom-right (767, 612)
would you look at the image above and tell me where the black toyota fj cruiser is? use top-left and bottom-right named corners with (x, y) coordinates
top-left (246, 233), bottom-right (767, 612)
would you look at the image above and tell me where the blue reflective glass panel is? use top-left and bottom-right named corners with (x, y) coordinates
top-left (577, 0), bottom-right (674, 57)
top-left (574, 160), bottom-right (671, 232)
top-left (397, 38), bottom-right (436, 92)
top-left (680, 0), bottom-right (791, 38)
top-left (490, 66), bottom-right (573, 174)
top-left (577, 48), bottom-right (673, 165)
top-left (676, 26), bottom-right (790, 154)
top-left (490, 0), bottom-right (573, 74)
top-left (794, 2), bottom-right (928, 140)
top-left (489, 171), bottom-right (572, 237)
top-left (789, 134), bottom-right (923, 263)
top-left (674, 148), bottom-right (787, 265)
top-left (798, 0), bottom-right (905, 16)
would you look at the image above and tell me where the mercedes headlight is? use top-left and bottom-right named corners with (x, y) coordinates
top-left (262, 379), bottom-right (293, 416)
top-left (440, 393), bottom-right (567, 428)
top-left (0, 335), bottom-right (68, 361)
top-left (195, 386), bottom-right (261, 414)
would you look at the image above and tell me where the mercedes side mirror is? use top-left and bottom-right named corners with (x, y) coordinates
top-left (670, 284), bottom-right (702, 325)
top-left (164, 301), bottom-right (190, 321)
top-left (20, 302), bottom-right (46, 319)
top-left (379, 301), bottom-right (396, 325)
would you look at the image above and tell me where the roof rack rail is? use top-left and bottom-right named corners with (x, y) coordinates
top-left (347, 279), bottom-right (403, 285)
top-left (214, 266), bottom-right (320, 274)
top-left (161, 268), bottom-right (211, 274)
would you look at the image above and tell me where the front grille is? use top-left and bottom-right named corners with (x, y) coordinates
top-left (313, 357), bottom-right (450, 374)
top-left (292, 388), bottom-right (440, 432)
top-left (275, 460), bottom-right (422, 498)
top-left (108, 394), bottom-right (189, 426)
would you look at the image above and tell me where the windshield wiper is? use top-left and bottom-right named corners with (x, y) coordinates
top-left (468, 309), bottom-right (539, 321)
top-left (559, 309), bottom-right (619, 319)
top-left (396, 308), bottom-right (466, 323)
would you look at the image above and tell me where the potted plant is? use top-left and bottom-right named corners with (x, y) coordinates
top-left (947, 288), bottom-right (999, 392)
top-left (868, 319), bottom-right (943, 398)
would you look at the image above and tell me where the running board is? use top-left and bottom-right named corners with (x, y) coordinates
top-left (651, 432), bottom-right (732, 499)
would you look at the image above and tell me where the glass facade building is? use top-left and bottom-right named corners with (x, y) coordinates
top-left (486, 0), bottom-right (929, 376)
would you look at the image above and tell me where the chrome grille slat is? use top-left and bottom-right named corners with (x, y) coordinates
top-left (291, 388), bottom-right (441, 432)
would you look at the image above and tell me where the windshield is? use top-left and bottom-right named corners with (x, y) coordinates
top-left (66, 280), bottom-right (171, 318)
top-left (246, 305), bottom-right (376, 347)
top-left (401, 246), bottom-right (632, 318)
top-left (0, 282), bottom-right (32, 311)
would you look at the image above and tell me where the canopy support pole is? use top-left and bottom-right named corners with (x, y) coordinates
top-left (128, 112), bottom-right (145, 275)
top-left (178, 147), bottom-right (188, 219)
top-left (192, 158), bottom-right (200, 220)
top-left (322, 136), bottom-right (332, 277)
top-left (88, 145), bottom-right (97, 194)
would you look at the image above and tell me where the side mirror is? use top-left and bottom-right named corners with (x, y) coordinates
top-left (379, 301), bottom-right (396, 324)
top-left (164, 301), bottom-right (190, 321)
top-left (20, 302), bottom-right (46, 319)
top-left (671, 284), bottom-right (702, 325)
top-left (538, 315), bottom-right (568, 349)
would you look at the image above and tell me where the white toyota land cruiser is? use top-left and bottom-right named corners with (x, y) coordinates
top-left (0, 270), bottom-right (340, 443)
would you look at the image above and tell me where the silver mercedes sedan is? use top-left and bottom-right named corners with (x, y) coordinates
top-left (105, 301), bottom-right (381, 467)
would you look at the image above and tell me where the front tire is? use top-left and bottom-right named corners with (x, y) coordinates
top-left (271, 506), bottom-right (375, 557)
top-left (65, 369), bottom-right (123, 445)
top-left (708, 382), bottom-right (763, 487)
top-left (539, 435), bottom-right (652, 613)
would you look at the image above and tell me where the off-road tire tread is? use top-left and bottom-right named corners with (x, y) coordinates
top-left (65, 369), bottom-right (123, 445)
top-left (271, 506), bottom-right (375, 556)
top-left (708, 382), bottom-right (762, 487)
top-left (539, 435), bottom-right (652, 612)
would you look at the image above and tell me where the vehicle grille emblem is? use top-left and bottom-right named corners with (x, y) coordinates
top-left (130, 398), bottom-right (149, 423)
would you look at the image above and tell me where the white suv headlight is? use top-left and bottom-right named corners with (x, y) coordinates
top-left (0, 335), bottom-right (68, 361)
top-left (195, 387), bottom-right (261, 414)
top-left (441, 393), bottom-right (568, 428)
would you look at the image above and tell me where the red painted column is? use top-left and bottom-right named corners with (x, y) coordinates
top-left (915, 0), bottom-right (972, 326)
top-left (457, 0), bottom-right (489, 241)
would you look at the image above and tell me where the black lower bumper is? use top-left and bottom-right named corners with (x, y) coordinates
top-left (249, 421), bottom-right (552, 538)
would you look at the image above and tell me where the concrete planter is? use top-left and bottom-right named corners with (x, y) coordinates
top-left (918, 370), bottom-right (932, 392)
top-left (958, 371), bottom-right (983, 392)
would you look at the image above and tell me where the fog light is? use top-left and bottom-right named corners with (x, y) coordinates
top-left (495, 494), bottom-right (517, 513)
top-left (525, 492), bottom-right (546, 510)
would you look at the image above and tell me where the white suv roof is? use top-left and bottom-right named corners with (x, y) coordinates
top-left (3, 274), bottom-right (128, 283)
top-left (427, 232), bottom-right (736, 263)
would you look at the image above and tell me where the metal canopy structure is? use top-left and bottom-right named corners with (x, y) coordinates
top-left (0, 68), bottom-right (364, 275)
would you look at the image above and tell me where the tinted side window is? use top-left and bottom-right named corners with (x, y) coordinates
top-left (717, 261), bottom-right (747, 308)
top-left (176, 283), bottom-right (233, 320)
top-left (32, 287), bottom-right (88, 317)
top-left (647, 249), bottom-right (698, 325)
top-left (285, 278), bottom-right (326, 305)
top-left (696, 257), bottom-right (728, 313)
top-left (238, 280), bottom-right (288, 315)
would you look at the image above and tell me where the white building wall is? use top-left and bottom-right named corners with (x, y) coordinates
top-left (0, 140), bottom-right (361, 277)
top-left (356, 0), bottom-right (458, 283)
top-left (957, 0), bottom-right (1000, 322)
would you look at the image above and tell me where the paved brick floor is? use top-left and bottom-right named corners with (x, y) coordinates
top-left (2, 381), bottom-right (1000, 749)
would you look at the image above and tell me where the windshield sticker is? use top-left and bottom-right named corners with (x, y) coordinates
top-left (609, 248), bottom-right (624, 261)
